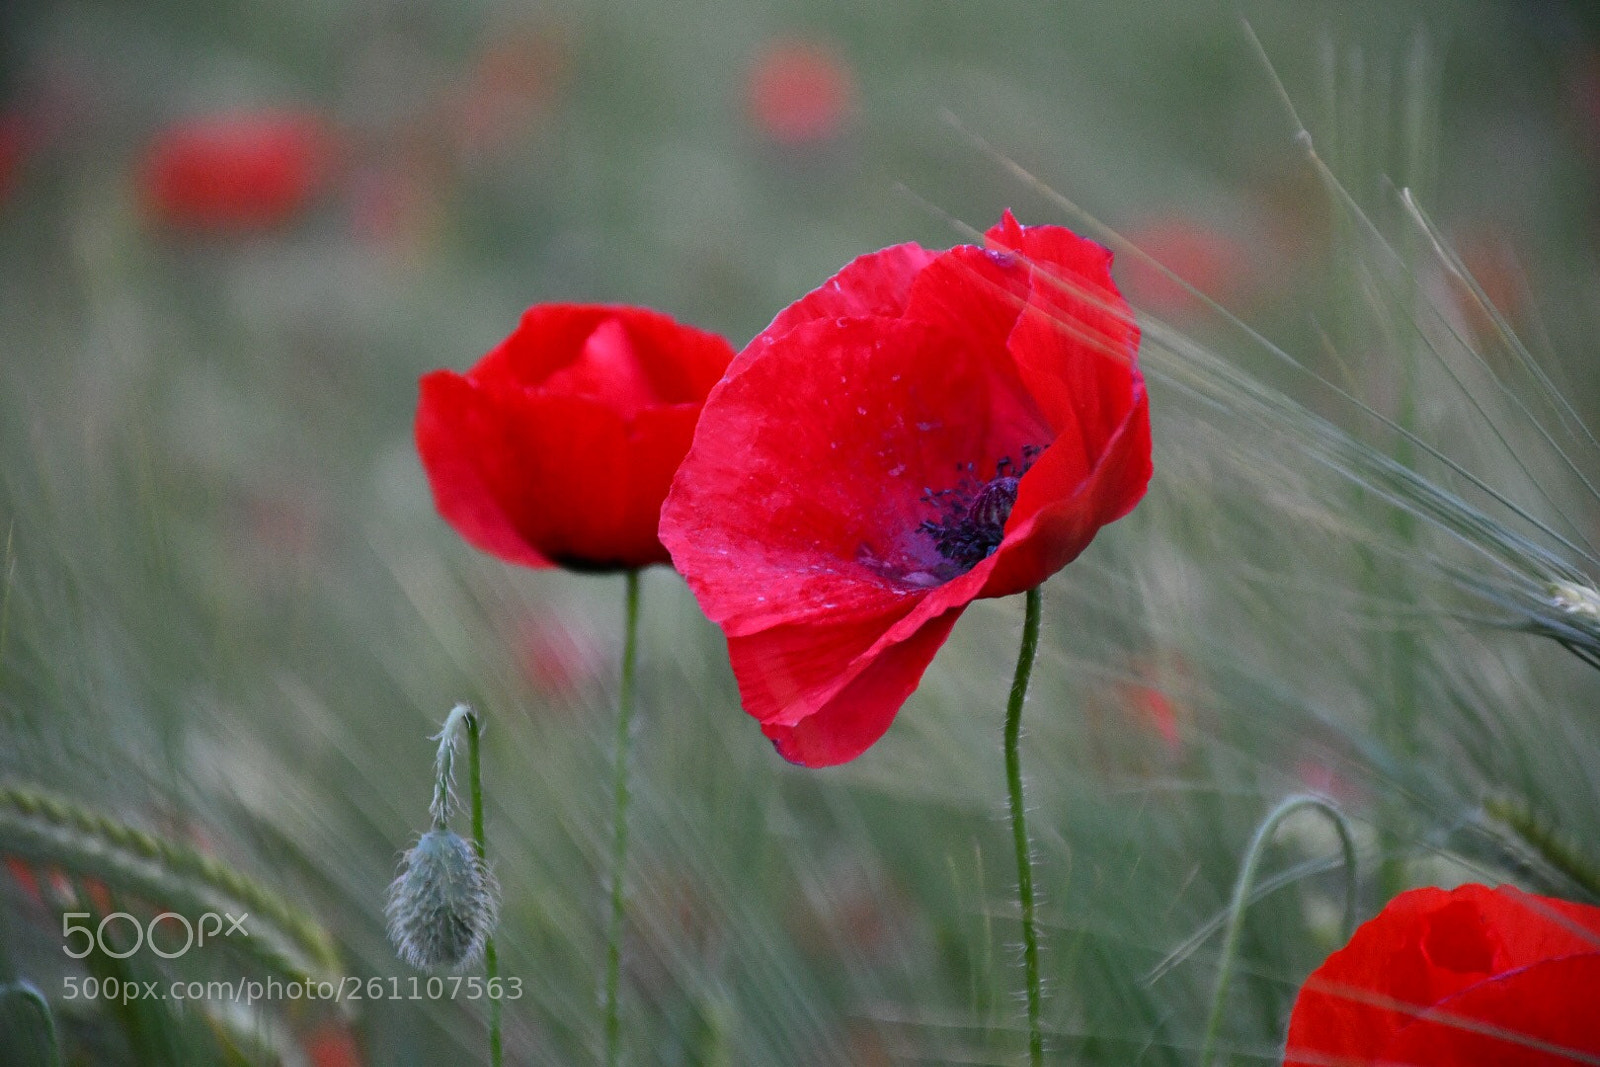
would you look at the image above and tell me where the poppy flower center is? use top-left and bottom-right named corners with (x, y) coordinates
top-left (920, 446), bottom-right (1042, 570)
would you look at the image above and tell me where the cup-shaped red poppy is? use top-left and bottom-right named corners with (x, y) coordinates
top-left (660, 212), bottom-right (1151, 766)
top-left (417, 304), bottom-right (735, 572)
top-left (1284, 883), bottom-right (1600, 1066)
top-left (138, 110), bottom-right (335, 233)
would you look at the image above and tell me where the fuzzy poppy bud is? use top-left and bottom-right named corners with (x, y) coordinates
top-left (385, 829), bottom-right (499, 970)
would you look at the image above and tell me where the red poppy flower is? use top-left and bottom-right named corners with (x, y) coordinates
top-left (660, 212), bottom-right (1151, 766)
top-left (417, 304), bottom-right (735, 571)
top-left (138, 110), bottom-right (335, 233)
top-left (1285, 883), bottom-right (1600, 1066)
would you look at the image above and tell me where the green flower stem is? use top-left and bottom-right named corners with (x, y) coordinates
top-left (603, 569), bottom-right (642, 1067)
top-left (1199, 794), bottom-right (1358, 1067)
top-left (1005, 586), bottom-right (1045, 1067)
top-left (464, 710), bottom-right (501, 1067)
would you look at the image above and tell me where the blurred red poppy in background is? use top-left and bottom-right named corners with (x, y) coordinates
top-left (138, 110), bottom-right (336, 233)
top-left (303, 1022), bottom-right (363, 1067)
top-left (455, 25), bottom-right (567, 160)
top-left (745, 39), bottom-right (856, 145)
top-left (1449, 224), bottom-right (1527, 339)
top-left (1284, 883), bottom-right (1600, 1066)
top-left (661, 212), bottom-right (1151, 766)
top-left (513, 614), bottom-right (611, 697)
top-left (0, 112), bottom-right (28, 205)
top-left (3, 855), bottom-right (45, 909)
top-left (1114, 656), bottom-right (1190, 759)
top-left (1116, 214), bottom-right (1255, 317)
top-left (417, 304), bottom-right (735, 572)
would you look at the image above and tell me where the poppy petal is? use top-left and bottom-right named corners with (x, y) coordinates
top-left (1382, 954), bottom-right (1600, 1065)
top-left (1478, 884), bottom-right (1600, 964)
top-left (728, 562), bottom-right (993, 758)
top-left (508, 394), bottom-right (661, 569)
top-left (901, 226), bottom-right (1141, 486)
top-left (1284, 885), bottom-right (1600, 1067)
top-left (1285, 887), bottom-right (1483, 1066)
top-left (1006, 248), bottom-right (1141, 464)
top-left (759, 607), bottom-right (965, 766)
top-left (618, 404), bottom-right (704, 567)
top-left (901, 242), bottom-right (1032, 363)
top-left (982, 386), bottom-right (1152, 598)
top-left (419, 371), bottom-right (676, 570)
top-left (726, 602), bottom-right (923, 728)
top-left (755, 242), bottom-right (939, 345)
top-left (475, 304), bottom-right (734, 406)
top-left (416, 369), bottom-right (554, 569)
top-left (473, 304), bottom-right (623, 392)
top-left (420, 303), bottom-right (733, 572)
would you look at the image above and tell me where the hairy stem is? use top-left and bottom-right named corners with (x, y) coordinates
top-left (603, 570), bottom-right (642, 1067)
top-left (1005, 586), bottom-right (1045, 1067)
top-left (464, 710), bottom-right (501, 1067)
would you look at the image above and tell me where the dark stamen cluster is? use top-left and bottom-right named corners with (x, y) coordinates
top-left (920, 446), bottom-right (1042, 570)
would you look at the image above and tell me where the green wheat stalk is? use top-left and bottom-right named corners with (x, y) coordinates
top-left (0, 781), bottom-right (341, 984)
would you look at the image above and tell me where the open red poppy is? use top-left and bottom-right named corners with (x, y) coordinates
top-left (1284, 883), bottom-right (1600, 1066)
top-left (417, 304), bottom-right (734, 572)
top-left (660, 212), bottom-right (1151, 765)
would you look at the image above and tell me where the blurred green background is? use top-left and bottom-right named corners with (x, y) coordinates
top-left (4, 0), bottom-right (1600, 1063)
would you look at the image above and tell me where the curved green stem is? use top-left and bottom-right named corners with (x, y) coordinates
top-left (603, 570), bottom-right (642, 1067)
top-left (1199, 794), bottom-right (1358, 1067)
top-left (1005, 586), bottom-right (1045, 1067)
top-left (0, 980), bottom-right (61, 1067)
top-left (464, 710), bottom-right (501, 1067)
